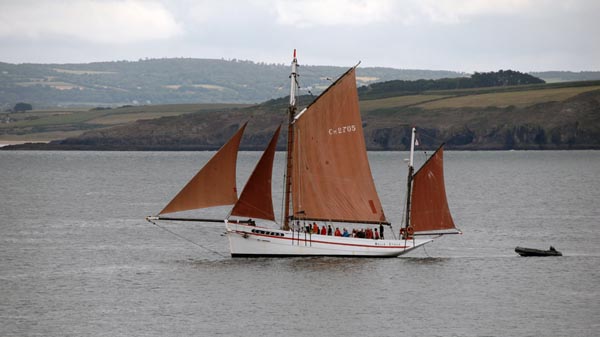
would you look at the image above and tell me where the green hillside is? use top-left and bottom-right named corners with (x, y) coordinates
top-left (0, 103), bottom-right (249, 144)
top-left (0, 58), bottom-right (465, 108)
top-left (357, 83), bottom-right (600, 150)
top-left (4, 57), bottom-right (598, 109)
top-left (4, 79), bottom-right (598, 151)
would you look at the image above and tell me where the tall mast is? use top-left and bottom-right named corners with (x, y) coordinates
top-left (283, 49), bottom-right (298, 230)
top-left (403, 127), bottom-right (416, 237)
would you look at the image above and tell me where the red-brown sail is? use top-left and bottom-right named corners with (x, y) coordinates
top-left (230, 126), bottom-right (281, 221)
top-left (409, 146), bottom-right (456, 233)
top-left (158, 123), bottom-right (247, 215)
top-left (291, 68), bottom-right (387, 224)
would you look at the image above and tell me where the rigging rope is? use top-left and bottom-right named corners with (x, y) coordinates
top-left (422, 244), bottom-right (431, 258)
top-left (146, 219), bottom-right (227, 258)
top-left (280, 171), bottom-right (287, 227)
top-left (416, 129), bottom-right (444, 145)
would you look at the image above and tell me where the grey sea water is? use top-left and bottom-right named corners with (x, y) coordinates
top-left (1, 150), bottom-right (599, 337)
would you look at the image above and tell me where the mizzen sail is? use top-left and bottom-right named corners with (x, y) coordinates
top-left (230, 125), bottom-right (281, 221)
top-left (409, 145), bottom-right (457, 233)
top-left (158, 123), bottom-right (247, 215)
top-left (291, 68), bottom-right (387, 224)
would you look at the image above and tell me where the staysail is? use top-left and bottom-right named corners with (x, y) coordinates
top-left (409, 145), bottom-right (457, 233)
top-left (230, 126), bottom-right (281, 221)
top-left (158, 123), bottom-right (247, 215)
top-left (291, 67), bottom-right (387, 224)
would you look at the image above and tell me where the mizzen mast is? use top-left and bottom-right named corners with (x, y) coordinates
top-left (283, 49), bottom-right (299, 230)
top-left (405, 128), bottom-right (460, 236)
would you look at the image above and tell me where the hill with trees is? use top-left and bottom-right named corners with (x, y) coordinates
top-left (3, 58), bottom-right (599, 109)
top-left (529, 71), bottom-right (600, 83)
top-left (358, 70), bottom-right (545, 100)
top-left (0, 58), bottom-right (464, 109)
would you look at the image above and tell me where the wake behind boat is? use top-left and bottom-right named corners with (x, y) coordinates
top-left (146, 50), bottom-right (461, 257)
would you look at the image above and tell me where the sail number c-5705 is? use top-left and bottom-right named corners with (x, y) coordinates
top-left (328, 125), bottom-right (357, 135)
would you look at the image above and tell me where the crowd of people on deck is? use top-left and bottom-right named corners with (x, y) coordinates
top-left (295, 222), bottom-right (385, 240)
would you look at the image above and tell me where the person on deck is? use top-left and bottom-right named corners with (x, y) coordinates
top-left (379, 223), bottom-right (384, 240)
top-left (334, 227), bottom-right (342, 236)
top-left (313, 222), bottom-right (319, 234)
top-left (374, 228), bottom-right (380, 240)
top-left (342, 228), bottom-right (350, 237)
top-left (321, 225), bottom-right (327, 235)
top-left (357, 229), bottom-right (366, 238)
top-left (327, 225), bottom-right (333, 236)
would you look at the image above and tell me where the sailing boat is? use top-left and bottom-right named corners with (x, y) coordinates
top-left (147, 51), bottom-right (460, 257)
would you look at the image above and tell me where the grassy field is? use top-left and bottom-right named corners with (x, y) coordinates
top-left (0, 130), bottom-right (86, 144)
top-left (359, 82), bottom-right (600, 113)
top-left (88, 112), bottom-right (186, 125)
top-left (359, 94), bottom-right (450, 112)
top-left (418, 85), bottom-right (600, 109)
top-left (0, 103), bottom-right (250, 142)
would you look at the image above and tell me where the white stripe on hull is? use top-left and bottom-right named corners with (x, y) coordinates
top-left (226, 223), bottom-right (432, 257)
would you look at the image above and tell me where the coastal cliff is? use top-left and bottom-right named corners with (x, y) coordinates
top-left (8, 87), bottom-right (599, 151)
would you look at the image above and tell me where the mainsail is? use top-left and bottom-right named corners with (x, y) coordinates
top-left (409, 145), bottom-right (457, 233)
top-left (291, 67), bottom-right (387, 224)
top-left (230, 126), bottom-right (281, 221)
top-left (158, 123), bottom-right (247, 215)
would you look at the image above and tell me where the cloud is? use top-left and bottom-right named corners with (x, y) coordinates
top-left (272, 0), bottom-right (395, 27)
top-left (416, 0), bottom-right (534, 24)
top-left (0, 0), bottom-right (183, 44)
top-left (0, 0), bottom-right (597, 71)
top-left (270, 0), bottom-right (535, 27)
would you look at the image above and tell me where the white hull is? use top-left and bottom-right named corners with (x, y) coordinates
top-left (226, 223), bottom-right (433, 257)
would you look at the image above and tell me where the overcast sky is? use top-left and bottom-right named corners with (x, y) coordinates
top-left (0, 0), bottom-right (598, 72)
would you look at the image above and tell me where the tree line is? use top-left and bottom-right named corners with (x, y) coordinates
top-left (358, 70), bottom-right (545, 99)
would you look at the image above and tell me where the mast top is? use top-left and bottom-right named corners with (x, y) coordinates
top-left (409, 127), bottom-right (416, 168)
top-left (289, 49), bottom-right (299, 107)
